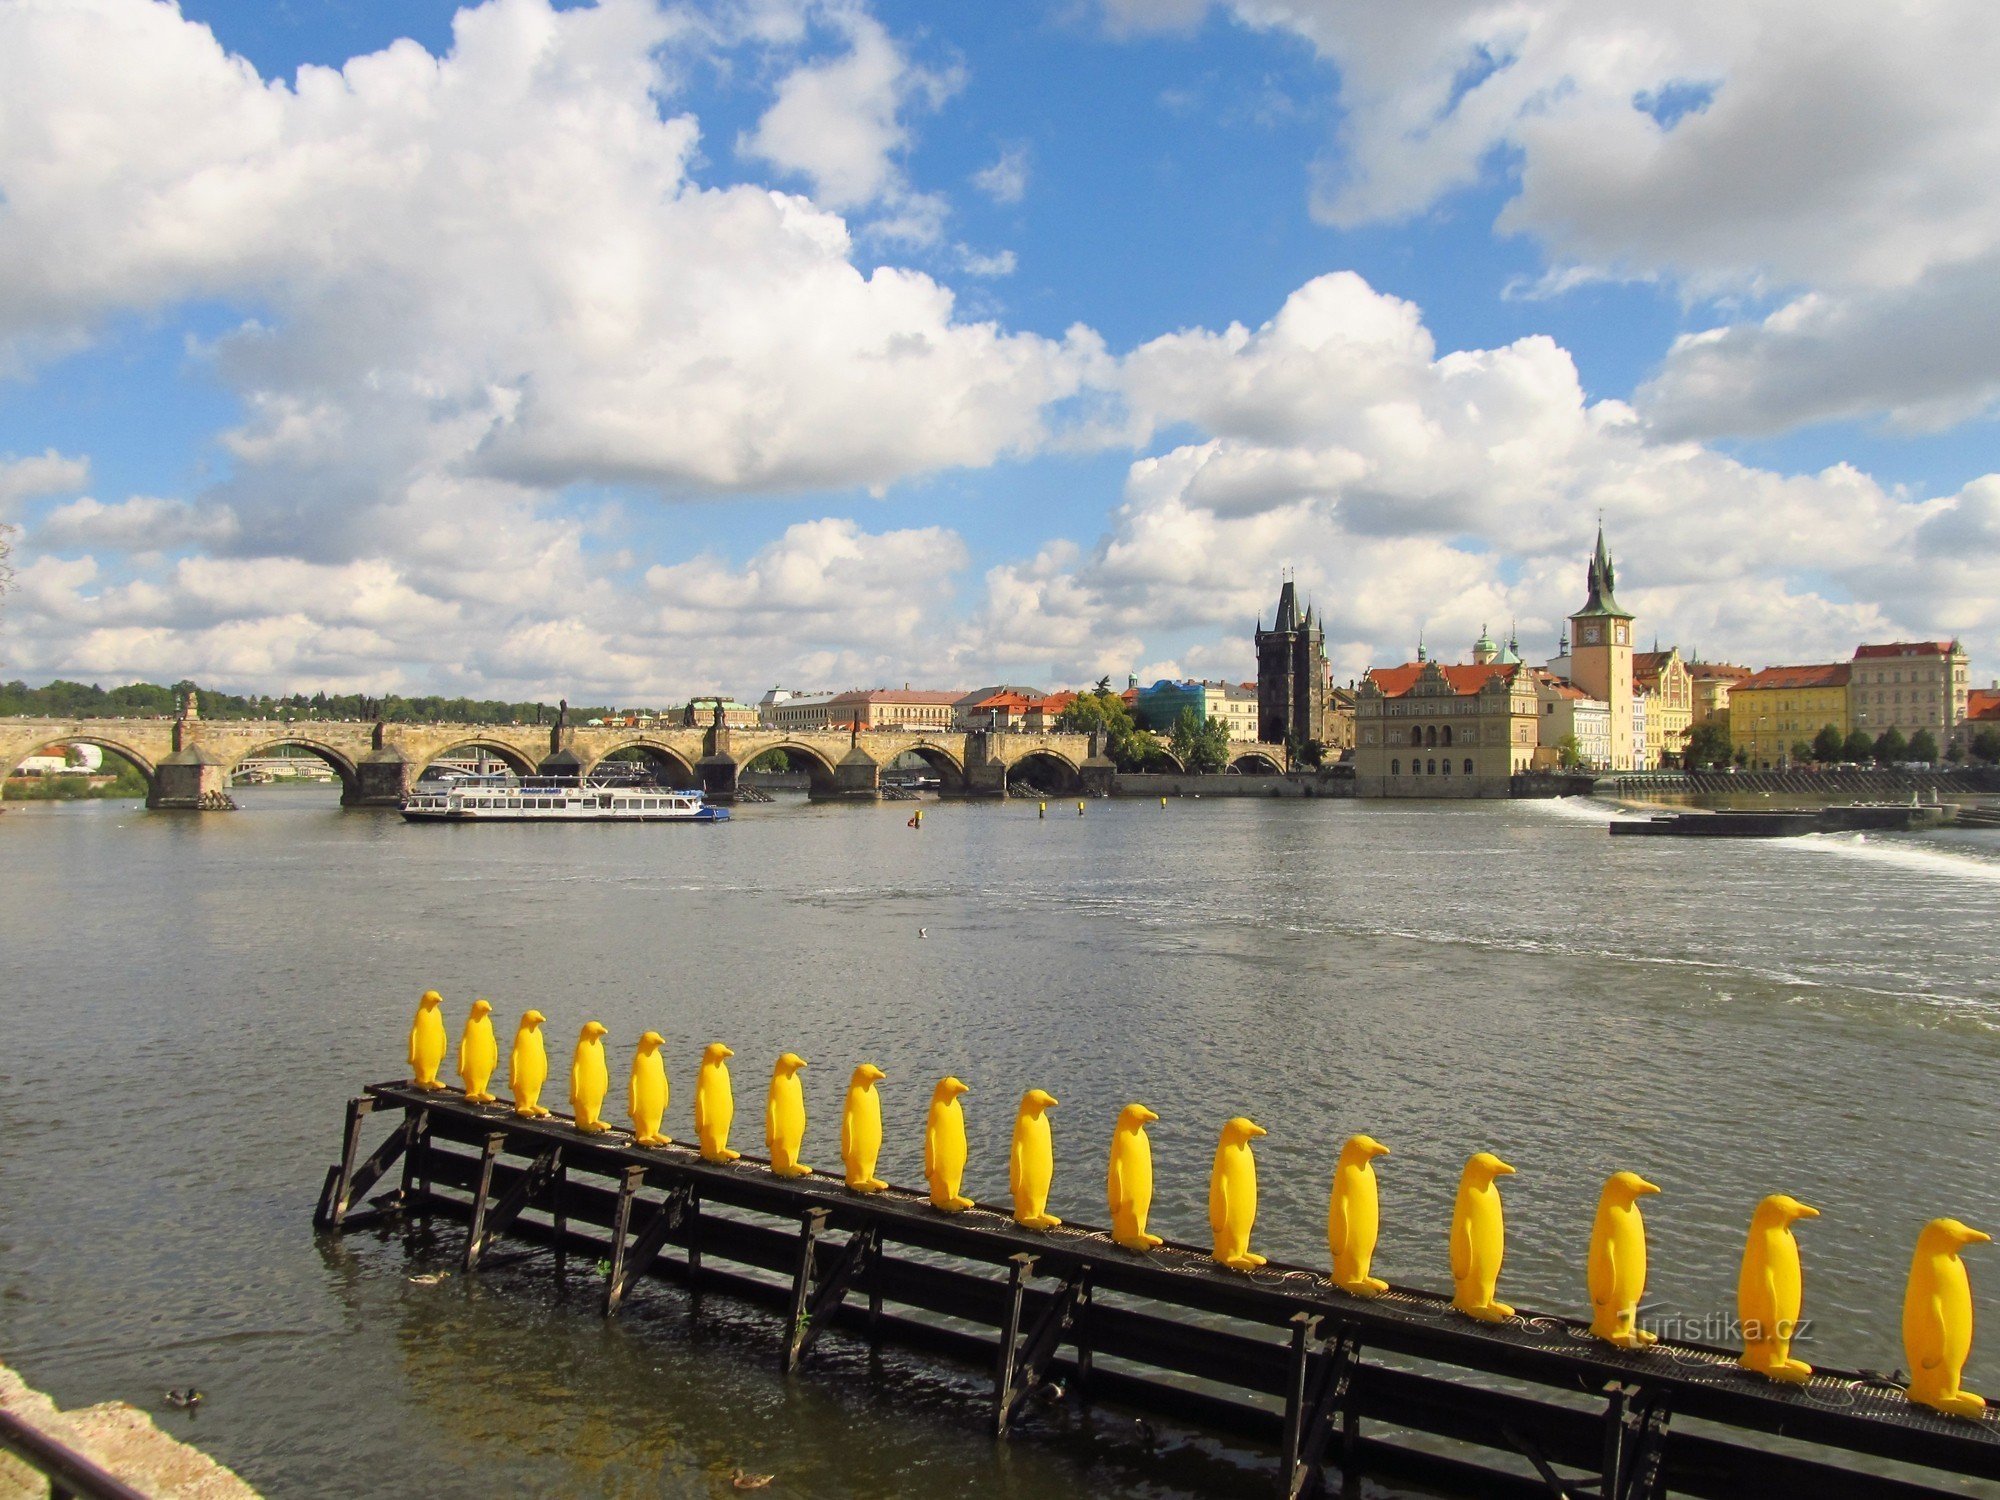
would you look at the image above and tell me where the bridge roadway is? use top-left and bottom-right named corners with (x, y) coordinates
top-left (0, 711), bottom-right (1285, 810)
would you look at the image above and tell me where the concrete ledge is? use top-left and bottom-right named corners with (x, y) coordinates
top-left (0, 1364), bottom-right (258, 1500)
top-left (1112, 772), bottom-right (1352, 798)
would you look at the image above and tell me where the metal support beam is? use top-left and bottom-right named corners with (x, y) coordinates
top-left (463, 1139), bottom-right (558, 1271)
top-left (1279, 1315), bottom-right (1361, 1500)
top-left (786, 1222), bottom-right (879, 1370)
top-left (604, 1178), bottom-right (693, 1316)
top-left (1604, 1384), bottom-right (1672, 1500)
top-left (994, 1261), bottom-right (1085, 1436)
top-left (315, 1096), bottom-right (379, 1229)
top-left (784, 1209), bottom-right (831, 1370)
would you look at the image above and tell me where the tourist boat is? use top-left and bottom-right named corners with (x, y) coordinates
top-left (401, 776), bottom-right (729, 823)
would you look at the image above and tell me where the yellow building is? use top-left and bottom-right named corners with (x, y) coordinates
top-left (1352, 661), bottom-right (1540, 797)
top-left (1633, 648), bottom-right (1693, 767)
top-left (1687, 661), bottom-right (1752, 729)
top-left (1727, 664), bottom-right (1850, 768)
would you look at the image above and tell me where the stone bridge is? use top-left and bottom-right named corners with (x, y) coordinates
top-left (0, 709), bottom-right (1287, 809)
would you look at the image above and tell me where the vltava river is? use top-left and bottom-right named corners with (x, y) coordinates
top-left (2, 788), bottom-right (1997, 1497)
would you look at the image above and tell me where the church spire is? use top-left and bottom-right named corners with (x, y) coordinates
top-left (1575, 520), bottom-right (1632, 619)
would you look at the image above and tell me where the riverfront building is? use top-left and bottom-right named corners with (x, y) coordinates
top-left (1567, 527), bottom-right (1638, 770)
top-left (1847, 640), bottom-right (1969, 751)
top-left (1633, 648), bottom-right (1693, 767)
top-left (1534, 676), bottom-right (1611, 769)
top-left (1727, 663), bottom-right (1850, 767)
top-left (1687, 661), bottom-right (1752, 729)
top-left (1352, 660), bottom-right (1539, 797)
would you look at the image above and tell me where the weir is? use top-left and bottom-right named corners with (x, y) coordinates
top-left (317, 1081), bottom-right (2000, 1499)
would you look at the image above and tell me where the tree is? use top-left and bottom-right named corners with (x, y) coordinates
top-left (1907, 729), bottom-right (1939, 764)
top-left (1842, 729), bottom-right (1875, 762)
top-left (1055, 688), bottom-right (1159, 771)
top-left (1684, 721), bottom-right (1731, 769)
top-left (1556, 733), bottom-right (1582, 769)
top-left (1874, 727), bottom-right (1908, 764)
top-left (1285, 735), bottom-right (1325, 769)
top-left (1170, 706), bottom-right (1230, 774)
top-left (1972, 727), bottom-right (2000, 764)
top-left (1811, 724), bottom-right (1844, 763)
top-left (1789, 740), bottom-right (1814, 765)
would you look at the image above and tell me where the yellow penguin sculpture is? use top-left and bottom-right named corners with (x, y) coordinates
top-left (766, 1052), bottom-right (813, 1177)
top-left (628, 1030), bottom-right (670, 1146)
top-left (1588, 1171), bottom-right (1662, 1348)
top-left (924, 1077), bottom-right (974, 1212)
top-left (1329, 1134), bottom-right (1390, 1297)
top-left (1010, 1089), bottom-right (1061, 1230)
top-left (408, 990), bottom-right (447, 1090)
top-left (508, 1009), bottom-right (551, 1118)
top-left (567, 1020), bottom-right (611, 1133)
top-left (1451, 1152), bottom-right (1516, 1323)
top-left (1107, 1104), bottom-right (1162, 1252)
top-left (455, 998), bottom-right (498, 1103)
top-left (1209, 1117), bottom-right (1269, 1270)
top-left (1903, 1217), bottom-right (1991, 1417)
top-left (695, 1042), bottom-right (740, 1162)
top-left (1738, 1193), bottom-right (1819, 1383)
top-left (841, 1063), bottom-right (889, 1192)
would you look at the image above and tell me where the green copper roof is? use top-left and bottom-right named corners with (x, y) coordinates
top-left (1573, 524), bottom-right (1633, 619)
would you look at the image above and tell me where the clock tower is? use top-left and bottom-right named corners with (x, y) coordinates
top-left (1568, 524), bottom-right (1637, 769)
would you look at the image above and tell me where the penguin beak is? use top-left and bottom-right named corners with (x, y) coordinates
top-left (1136, 1105), bottom-right (1159, 1123)
top-left (1493, 1160), bottom-right (1516, 1177)
top-left (1793, 1202), bottom-right (1820, 1220)
top-left (1247, 1122), bottom-right (1268, 1139)
top-left (718, 1044), bottom-right (734, 1059)
top-left (1964, 1227), bottom-right (1993, 1245)
top-left (1365, 1140), bottom-right (1390, 1159)
top-left (862, 1064), bottom-right (885, 1082)
top-left (1635, 1177), bottom-right (1661, 1197)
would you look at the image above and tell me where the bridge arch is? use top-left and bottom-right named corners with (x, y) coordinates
top-left (2, 734), bottom-right (160, 797)
top-left (1231, 749), bottom-right (1285, 775)
top-left (226, 737), bottom-right (361, 800)
top-left (411, 739), bottom-right (539, 781)
top-left (885, 740), bottom-right (966, 791)
top-left (585, 738), bottom-right (700, 787)
top-left (733, 738), bottom-right (844, 796)
top-left (1005, 748), bottom-right (1082, 796)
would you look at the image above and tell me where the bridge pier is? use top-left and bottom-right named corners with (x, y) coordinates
top-left (351, 748), bottom-right (415, 808)
top-left (820, 745), bottom-right (882, 802)
top-left (149, 746), bottom-right (234, 810)
top-left (695, 753), bottom-right (738, 804)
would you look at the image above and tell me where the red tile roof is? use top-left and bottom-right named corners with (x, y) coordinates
top-left (971, 691), bottom-right (1035, 711)
top-left (1967, 688), bottom-right (2000, 722)
top-left (1687, 662), bottom-right (1753, 681)
top-left (1854, 641), bottom-right (1955, 659)
top-left (1366, 662), bottom-right (1517, 697)
top-left (1735, 663), bottom-right (1850, 691)
top-left (832, 688), bottom-right (965, 705)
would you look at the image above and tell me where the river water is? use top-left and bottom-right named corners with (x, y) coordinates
top-left (2, 787), bottom-right (1997, 1497)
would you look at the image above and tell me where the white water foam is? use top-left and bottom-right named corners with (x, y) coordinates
top-left (1782, 830), bottom-right (2000, 884)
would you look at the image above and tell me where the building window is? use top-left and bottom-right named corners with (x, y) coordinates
top-left (1442, 725), bottom-right (1453, 746)
top-left (1464, 758), bottom-right (1474, 776)
top-left (1441, 759), bottom-right (1451, 776)
top-left (1391, 759), bottom-right (1400, 776)
top-left (1425, 725), bottom-right (1437, 747)
top-left (1427, 758), bottom-right (1436, 775)
top-left (1410, 727), bottom-right (1422, 746)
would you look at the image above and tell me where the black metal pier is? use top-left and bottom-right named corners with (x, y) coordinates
top-left (317, 1081), bottom-right (2000, 1499)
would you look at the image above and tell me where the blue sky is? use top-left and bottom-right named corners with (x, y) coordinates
top-left (2, 0), bottom-right (1998, 701)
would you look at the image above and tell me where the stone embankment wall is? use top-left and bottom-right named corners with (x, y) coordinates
top-left (1111, 772), bottom-right (1353, 798)
top-left (0, 1363), bottom-right (258, 1499)
top-left (1596, 767), bottom-right (1999, 798)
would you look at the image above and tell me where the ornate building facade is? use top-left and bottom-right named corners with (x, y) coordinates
top-left (1352, 661), bottom-right (1540, 797)
top-left (1568, 526), bottom-right (1637, 769)
top-left (1254, 578), bottom-right (1331, 748)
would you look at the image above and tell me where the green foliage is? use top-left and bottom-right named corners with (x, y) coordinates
top-left (1169, 706), bottom-right (1230, 774)
top-left (1284, 735), bottom-right (1325, 769)
top-left (1874, 727), bottom-right (1908, 764)
top-left (1556, 732), bottom-right (1582, 769)
top-left (1971, 727), bottom-right (2000, 764)
top-left (1842, 729), bottom-right (1876, 762)
top-left (1684, 721), bottom-right (1731, 769)
top-left (3, 759), bottom-right (150, 801)
top-left (1054, 688), bottom-right (1161, 771)
top-left (0, 677), bottom-right (610, 726)
top-left (746, 749), bottom-right (791, 773)
top-left (1811, 724), bottom-right (1844, 763)
top-left (1789, 739), bottom-right (1814, 764)
top-left (1907, 729), bottom-right (1939, 763)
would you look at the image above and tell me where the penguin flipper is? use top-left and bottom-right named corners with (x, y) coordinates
top-left (1588, 1236), bottom-right (1614, 1309)
top-left (1449, 1212), bottom-right (1472, 1283)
